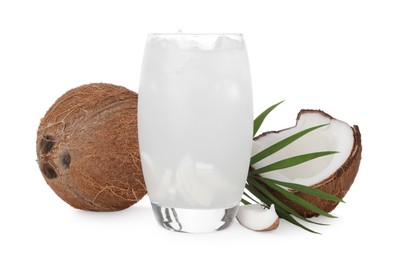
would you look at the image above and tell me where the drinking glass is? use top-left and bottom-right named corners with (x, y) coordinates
top-left (138, 33), bottom-right (253, 233)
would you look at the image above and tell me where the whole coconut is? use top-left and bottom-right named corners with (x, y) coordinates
top-left (36, 83), bottom-right (147, 211)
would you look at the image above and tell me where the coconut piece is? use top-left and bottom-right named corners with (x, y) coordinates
top-left (236, 204), bottom-right (279, 231)
top-left (36, 83), bottom-right (147, 211)
top-left (252, 110), bottom-right (362, 218)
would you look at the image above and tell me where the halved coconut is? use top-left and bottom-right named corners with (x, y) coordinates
top-left (236, 204), bottom-right (279, 231)
top-left (252, 110), bottom-right (362, 218)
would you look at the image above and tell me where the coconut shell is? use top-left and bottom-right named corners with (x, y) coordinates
top-left (36, 83), bottom-right (147, 211)
top-left (256, 110), bottom-right (362, 218)
top-left (262, 218), bottom-right (280, 231)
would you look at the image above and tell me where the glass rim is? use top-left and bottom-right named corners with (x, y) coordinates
top-left (145, 33), bottom-right (246, 50)
top-left (148, 33), bottom-right (243, 37)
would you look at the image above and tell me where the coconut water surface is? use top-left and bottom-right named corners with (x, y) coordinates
top-left (138, 34), bottom-right (253, 231)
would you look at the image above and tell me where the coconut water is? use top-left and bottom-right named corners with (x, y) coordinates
top-left (138, 34), bottom-right (253, 210)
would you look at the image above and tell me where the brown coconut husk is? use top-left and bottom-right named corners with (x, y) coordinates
top-left (260, 218), bottom-right (280, 232)
top-left (36, 83), bottom-right (147, 211)
top-left (255, 110), bottom-right (362, 218)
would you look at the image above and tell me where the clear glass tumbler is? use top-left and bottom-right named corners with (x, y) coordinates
top-left (138, 33), bottom-right (253, 233)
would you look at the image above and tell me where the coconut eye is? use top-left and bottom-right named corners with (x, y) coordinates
top-left (43, 163), bottom-right (58, 179)
top-left (61, 152), bottom-right (71, 169)
top-left (40, 135), bottom-right (55, 154)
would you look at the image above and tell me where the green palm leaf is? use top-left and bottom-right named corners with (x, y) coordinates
top-left (250, 151), bottom-right (338, 175)
top-left (277, 210), bottom-right (321, 234)
top-left (262, 178), bottom-right (344, 202)
top-left (243, 191), bottom-right (259, 204)
top-left (251, 124), bottom-right (328, 165)
top-left (253, 100), bottom-right (284, 137)
top-left (257, 177), bottom-right (336, 218)
top-left (247, 179), bottom-right (328, 226)
top-left (241, 199), bottom-right (251, 205)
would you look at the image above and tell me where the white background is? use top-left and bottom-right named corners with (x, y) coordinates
top-left (0, 0), bottom-right (399, 259)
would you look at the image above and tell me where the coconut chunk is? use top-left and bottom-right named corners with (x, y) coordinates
top-left (236, 204), bottom-right (279, 231)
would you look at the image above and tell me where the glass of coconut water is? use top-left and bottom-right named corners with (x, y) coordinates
top-left (138, 33), bottom-right (253, 233)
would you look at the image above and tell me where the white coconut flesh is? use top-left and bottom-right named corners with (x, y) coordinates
top-left (252, 111), bottom-right (354, 187)
top-left (236, 204), bottom-right (279, 231)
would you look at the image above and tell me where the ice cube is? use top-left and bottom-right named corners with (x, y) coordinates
top-left (213, 36), bottom-right (243, 51)
top-left (175, 155), bottom-right (215, 207)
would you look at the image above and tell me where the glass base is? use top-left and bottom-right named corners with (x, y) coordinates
top-left (151, 203), bottom-right (238, 233)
